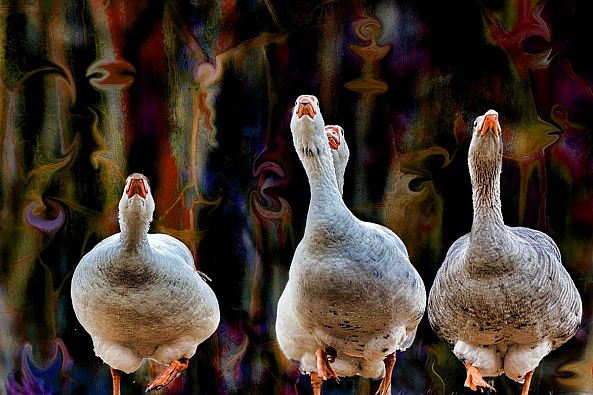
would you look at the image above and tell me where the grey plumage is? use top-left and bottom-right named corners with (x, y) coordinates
top-left (71, 174), bottom-right (219, 375)
top-left (428, 110), bottom-right (582, 384)
top-left (275, 96), bottom-right (426, 382)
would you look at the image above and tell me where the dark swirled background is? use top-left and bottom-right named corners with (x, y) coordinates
top-left (1, 0), bottom-right (592, 394)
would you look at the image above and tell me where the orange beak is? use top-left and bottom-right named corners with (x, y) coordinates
top-left (126, 178), bottom-right (148, 198)
top-left (325, 125), bottom-right (341, 150)
top-left (479, 113), bottom-right (500, 137)
top-left (297, 102), bottom-right (317, 119)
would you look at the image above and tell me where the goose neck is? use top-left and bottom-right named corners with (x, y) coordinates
top-left (465, 227), bottom-right (522, 276)
top-left (119, 215), bottom-right (150, 251)
top-left (470, 152), bottom-right (504, 231)
top-left (470, 178), bottom-right (507, 252)
top-left (298, 152), bottom-right (352, 233)
top-left (471, 200), bottom-right (504, 233)
top-left (303, 151), bottom-right (343, 202)
top-left (467, 170), bottom-right (519, 274)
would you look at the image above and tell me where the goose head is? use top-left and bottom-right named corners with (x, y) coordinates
top-left (290, 95), bottom-right (326, 154)
top-left (326, 125), bottom-right (350, 195)
top-left (468, 109), bottom-right (503, 171)
top-left (118, 173), bottom-right (155, 224)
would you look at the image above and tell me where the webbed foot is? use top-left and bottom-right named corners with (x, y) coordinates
top-left (146, 358), bottom-right (189, 392)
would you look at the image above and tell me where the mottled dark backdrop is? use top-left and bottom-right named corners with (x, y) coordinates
top-left (1, 0), bottom-right (592, 394)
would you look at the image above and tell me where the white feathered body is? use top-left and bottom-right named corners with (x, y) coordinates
top-left (277, 216), bottom-right (425, 377)
top-left (276, 106), bottom-right (425, 378)
top-left (71, 197), bottom-right (219, 373)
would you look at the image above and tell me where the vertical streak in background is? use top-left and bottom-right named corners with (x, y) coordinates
top-left (0, 281), bottom-right (13, 393)
top-left (161, 3), bottom-right (219, 259)
top-left (248, 3), bottom-right (298, 390)
top-left (0, 0), bottom-right (68, 360)
top-left (0, 4), bottom-right (13, 386)
top-left (482, 0), bottom-right (558, 229)
top-left (1, 2), bottom-right (83, 393)
top-left (87, 0), bottom-right (128, 186)
top-left (344, 8), bottom-right (390, 221)
top-left (317, 3), bottom-right (343, 117)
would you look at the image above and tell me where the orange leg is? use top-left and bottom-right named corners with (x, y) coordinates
top-left (520, 369), bottom-right (535, 395)
top-left (311, 371), bottom-right (323, 395)
top-left (146, 358), bottom-right (189, 392)
top-left (315, 348), bottom-right (339, 382)
top-left (110, 367), bottom-right (122, 395)
top-left (376, 352), bottom-right (396, 395)
top-left (464, 363), bottom-right (495, 392)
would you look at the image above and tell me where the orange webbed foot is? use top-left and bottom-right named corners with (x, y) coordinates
top-left (464, 363), bottom-right (495, 393)
top-left (146, 358), bottom-right (189, 392)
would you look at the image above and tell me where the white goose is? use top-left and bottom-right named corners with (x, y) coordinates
top-left (71, 173), bottom-right (220, 395)
top-left (428, 110), bottom-right (582, 394)
top-left (276, 95), bottom-right (426, 395)
top-left (277, 124), bottom-right (384, 388)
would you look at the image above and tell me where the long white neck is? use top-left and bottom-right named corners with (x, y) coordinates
top-left (118, 209), bottom-right (151, 251)
top-left (305, 151), bottom-right (344, 214)
top-left (295, 137), bottom-right (352, 232)
top-left (333, 156), bottom-right (346, 196)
